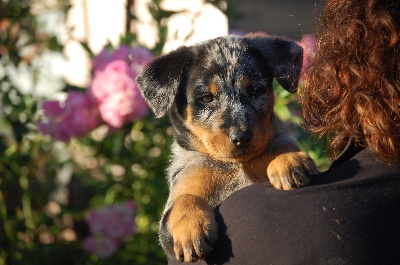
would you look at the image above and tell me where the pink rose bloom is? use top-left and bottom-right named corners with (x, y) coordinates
top-left (112, 46), bottom-right (133, 62)
top-left (297, 34), bottom-right (317, 82)
top-left (92, 45), bottom-right (154, 74)
top-left (86, 200), bottom-right (137, 240)
top-left (92, 48), bottom-right (113, 72)
top-left (130, 46), bottom-right (154, 73)
top-left (38, 92), bottom-right (100, 141)
top-left (93, 46), bottom-right (132, 72)
top-left (38, 101), bottom-right (69, 141)
top-left (59, 92), bottom-right (99, 137)
top-left (86, 208), bottom-right (107, 235)
top-left (42, 100), bottom-right (64, 118)
top-left (102, 202), bottom-right (136, 239)
top-left (83, 235), bottom-right (119, 259)
top-left (89, 60), bottom-right (149, 128)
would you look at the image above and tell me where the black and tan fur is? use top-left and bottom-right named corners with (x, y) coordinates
top-left (137, 34), bottom-right (319, 262)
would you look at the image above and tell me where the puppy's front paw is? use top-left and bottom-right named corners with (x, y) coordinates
top-left (168, 194), bottom-right (218, 262)
top-left (267, 151), bottom-right (319, 190)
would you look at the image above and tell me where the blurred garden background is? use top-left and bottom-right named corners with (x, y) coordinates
top-left (0, 0), bottom-right (328, 264)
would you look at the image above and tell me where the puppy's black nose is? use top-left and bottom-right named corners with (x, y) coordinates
top-left (229, 130), bottom-right (252, 146)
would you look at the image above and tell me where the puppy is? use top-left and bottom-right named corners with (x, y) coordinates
top-left (137, 34), bottom-right (319, 262)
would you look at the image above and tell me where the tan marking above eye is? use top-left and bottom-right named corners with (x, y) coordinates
top-left (242, 76), bottom-right (251, 88)
top-left (208, 81), bottom-right (219, 95)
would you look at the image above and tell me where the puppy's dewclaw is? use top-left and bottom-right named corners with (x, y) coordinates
top-left (137, 34), bottom-right (318, 262)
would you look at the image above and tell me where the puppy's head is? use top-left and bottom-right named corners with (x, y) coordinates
top-left (137, 35), bottom-right (303, 162)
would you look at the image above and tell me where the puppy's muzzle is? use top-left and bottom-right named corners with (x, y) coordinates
top-left (229, 129), bottom-right (252, 147)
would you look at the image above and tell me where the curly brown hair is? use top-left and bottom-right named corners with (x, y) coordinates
top-left (300, 0), bottom-right (400, 163)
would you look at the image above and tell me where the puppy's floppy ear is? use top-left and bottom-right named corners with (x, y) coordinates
top-left (244, 35), bottom-right (303, 92)
top-left (137, 46), bottom-right (192, 118)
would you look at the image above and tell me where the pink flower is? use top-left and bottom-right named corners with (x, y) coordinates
top-left (93, 46), bottom-right (132, 72)
top-left (297, 34), bottom-right (317, 82)
top-left (86, 209), bottom-right (107, 235)
top-left (86, 200), bottom-right (137, 240)
top-left (92, 45), bottom-right (154, 74)
top-left (129, 46), bottom-right (154, 73)
top-left (84, 201), bottom-right (137, 258)
top-left (103, 202), bottom-right (136, 239)
top-left (60, 92), bottom-right (99, 137)
top-left (89, 60), bottom-right (149, 128)
top-left (42, 100), bottom-right (64, 117)
top-left (92, 48), bottom-right (112, 72)
top-left (38, 101), bottom-right (68, 141)
top-left (38, 92), bottom-right (100, 141)
top-left (83, 236), bottom-right (119, 259)
top-left (39, 45), bottom-right (154, 141)
top-left (112, 46), bottom-right (134, 63)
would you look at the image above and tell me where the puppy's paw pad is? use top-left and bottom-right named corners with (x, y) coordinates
top-left (267, 152), bottom-right (319, 190)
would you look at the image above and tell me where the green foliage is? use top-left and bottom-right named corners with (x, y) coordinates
top-left (0, 1), bottom-right (171, 264)
top-left (1, 106), bottom-right (172, 264)
top-left (274, 81), bottom-right (331, 171)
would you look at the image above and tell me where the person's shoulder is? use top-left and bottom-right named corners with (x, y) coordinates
top-left (311, 148), bottom-right (400, 188)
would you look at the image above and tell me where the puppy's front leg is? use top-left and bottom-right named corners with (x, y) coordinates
top-left (164, 167), bottom-right (219, 262)
top-left (168, 194), bottom-right (217, 262)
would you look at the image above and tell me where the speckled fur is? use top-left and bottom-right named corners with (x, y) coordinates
top-left (137, 34), bottom-right (319, 262)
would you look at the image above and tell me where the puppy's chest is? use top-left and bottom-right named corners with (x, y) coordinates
top-left (208, 167), bottom-right (248, 205)
top-left (208, 160), bottom-right (270, 207)
top-left (169, 142), bottom-right (270, 207)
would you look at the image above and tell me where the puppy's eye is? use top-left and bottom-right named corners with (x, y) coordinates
top-left (200, 94), bottom-right (214, 103)
top-left (247, 85), bottom-right (260, 97)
